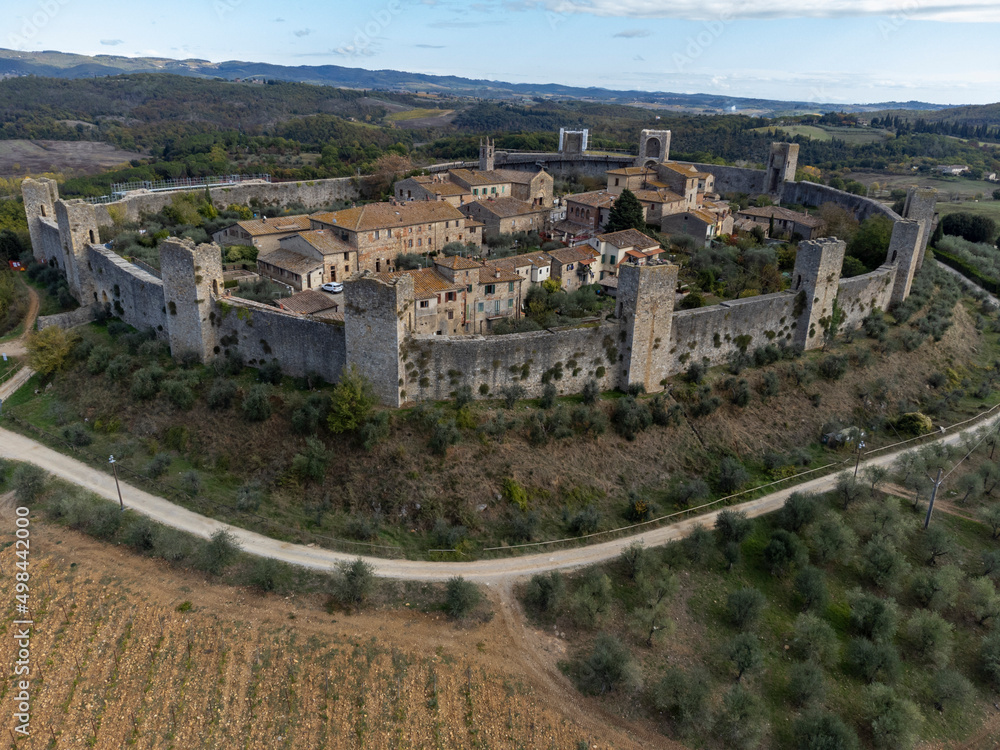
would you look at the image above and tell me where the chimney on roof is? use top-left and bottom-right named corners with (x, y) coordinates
top-left (495, 269), bottom-right (500, 278)
top-left (262, 216), bottom-right (267, 223)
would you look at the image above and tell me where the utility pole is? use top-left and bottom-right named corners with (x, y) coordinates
top-left (924, 468), bottom-right (943, 529)
top-left (854, 439), bottom-right (866, 478)
top-left (109, 455), bottom-right (124, 512)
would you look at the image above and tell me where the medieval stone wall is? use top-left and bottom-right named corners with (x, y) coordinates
top-left (214, 298), bottom-right (347, 383)
top-left (91, 177), bottom-right (361, 226)
top-left (668, 294), bottom-right (799, 372)
top-left (404, 323), bottom-right (619, 402)
top-left (88, 246), bottom-right (168, 334)
top-left (837, 266), bottom-right (896, 331)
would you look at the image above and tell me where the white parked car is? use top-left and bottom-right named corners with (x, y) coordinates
top-left (321, 282), bottom-right (344, 294)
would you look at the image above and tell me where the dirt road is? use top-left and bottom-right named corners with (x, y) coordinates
top-left (2, 407), bottom-right (996, 582)
top-left (1, 283), bottom-right (39, 358)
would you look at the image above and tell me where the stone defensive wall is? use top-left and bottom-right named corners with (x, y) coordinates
top-left (667, 293), bottom-right (800, 373)
top-left (87, 177), bottom-right (360, 226)
top-left (837, 267), bottom-right (896, 330)
top-left (214, 297), bottom-right (346, 383)
top-left (403, 323), bottom-right (620, 402)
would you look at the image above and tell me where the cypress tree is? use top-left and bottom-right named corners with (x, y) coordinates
top-left (604, 189), bottom-right (647, 233)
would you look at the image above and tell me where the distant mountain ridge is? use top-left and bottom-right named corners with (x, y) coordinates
top-left (0, 47), bottom-right (954, 116)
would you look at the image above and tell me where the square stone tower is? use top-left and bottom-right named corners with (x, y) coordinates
top-left (901, 187), bottom-right (937, 271)
top-left (21, 177), bottom-right (60, 266)
top-left (766, 143), bottom-right (800, 195)
top-left (160, 238), bottom-right (223, 362)
top-left (55, 200), bottom-right (100, 303)
top-left (791, 238), bottom-right (845, 351)
top-left (344, 272), bottom-right (414, 406)
top-left (886, 219), bottom-right (924, 304)
top-left (559, 128), bottom-right (589, 155)
top-left (616, 262), bottom-right (679, 392)
top-left (636, 130), bottom-right (671, 167)
top-left (479, 137), bottom-right (495, 171)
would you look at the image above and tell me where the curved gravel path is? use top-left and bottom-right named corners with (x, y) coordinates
top-left (2, 409), bottom-right (995, 582)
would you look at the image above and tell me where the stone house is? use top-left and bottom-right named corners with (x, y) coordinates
top-left (375, 266), bottom-right (467, 335)
top-left (458, 197), bottom-right (549, 238)
top-left (211, 215), bottom-right (313, 253)
top-left (659, 162), bottom-right (715, 197)
top-left (661, 208), bottom-right (719, 246)
top-left (564, 190), bottom-right (616, 232)
top-left (394, 167), bottom-right (553, 208)
top-left (735, 205), bottom-right (825, 240)
top-left (469, 262), bottom-right (524, 333)
top-left (375, 254), bottom-right (524, 335)
top-left (278, 229), bottom-right (358, 283)
top-left (486, 250), bottom-right (552, 286)
top-left (588, 229), bottom-right (663, 280)
top-left (309, 200), bottom-right (480, 274)
top-left (547, 245), bottom-right (600, 292)
top-left (256, 248), bottom-right (324, 291)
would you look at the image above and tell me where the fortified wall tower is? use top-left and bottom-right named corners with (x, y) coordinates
top-left (766, 143), bottom-right (800, 196)
top-left (344, 273), bottom-right (414, 407)
top-left (636, 129), bottom-right (672, 167)
top-left (616, 263), bottom-right (679, 392)
top-left (900, 187), bottom-right (937, 271)
top-left (160, 238), bottom-right (223, 362)
top-left (791, 237), bottom-right (846, 351)
top-left (55, 200), bottom-right (100, 303)
top-left (21, 177), bottom-right (62, 268)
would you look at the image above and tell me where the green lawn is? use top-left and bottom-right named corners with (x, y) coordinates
top-left (753, 125), bottom-right (890, 145)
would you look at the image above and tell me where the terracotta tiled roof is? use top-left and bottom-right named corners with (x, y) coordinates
top-left (407, 176), bottom-right (471, 197)
top-left (662, 162), bottom-right (712, 179)
top-left (564, 190), bottom-right (616, 208)
top-left (279, 290), bottom-right (340, 315)
top-left (632, 188), bottom-right (685, 205)
top-left (551, 220), bottom-right (595, 236)
top-left (597, 229), bottom-right (661, 251)
top-left (257, 248), bottom-right (323, 275)
top-left (288, 229), bottom-right (354, 255)
top-left (311, 201), bottom-right (464, 232)
top-left (547, 246), bottom-right (599, 266)
top-left (478, 265), bottom-right (523, 285)
top-left (464, 219), bottom-right (485, 228)
top-left (375, 267), bottom-right (464, 299)
top-left (690, 209), bottom-right (718, 224)
top-left (449, 168), bottom-right (545, 187)
top-left (233, 215), bottom-right (312, 236)
top-left (463, 197), bottom-right (545, 219)
top-left (488, 251), bottom-right (552, 272)
top-left (435, 255), bottom-right (482, 270)
top-left (737, 205), bottom-right (824, 227)
top-left (606, 167), bottom-right (649, 175)
top-left (314, 309), bottom-right (345, 323)
top-left (488, 168), bottom-right (546, 185)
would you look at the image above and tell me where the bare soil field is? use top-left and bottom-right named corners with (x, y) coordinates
top-left (0, 140), bottom-right (144, 177)
top-left (0, 498), bottom-right (667, 749)
top-left (387, 108), bottom-right (458, 129)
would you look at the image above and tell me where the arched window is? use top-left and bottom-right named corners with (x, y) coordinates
top-left (40, 204), bottom-right (47, 217)
top-left (89, 230), bottom-right (96, 244)
top-left (645, 139), bottom-right (660, 159)
top-left (796, 275), bottom-right (802, 289)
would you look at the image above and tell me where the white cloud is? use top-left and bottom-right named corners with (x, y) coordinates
top-left (538, 1), bottom-right (1000, 22)
top-left (100, 39), bottom-right (123, 46)
top-left (614, 28), bottom-right (651, 37)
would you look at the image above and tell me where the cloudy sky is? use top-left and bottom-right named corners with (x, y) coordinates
top-left (5, 0), bottom-right (998, 105)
